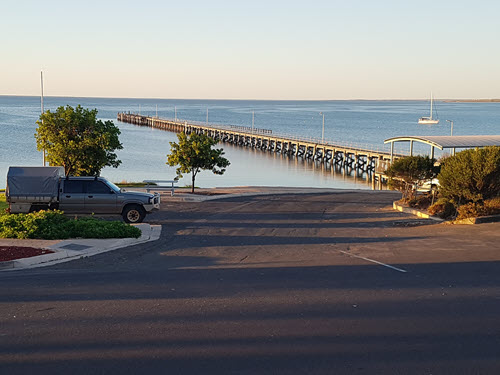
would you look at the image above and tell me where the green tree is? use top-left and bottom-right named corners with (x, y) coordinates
top-left (438, 146), bottom-right (500, 204)
top-left (167, 132), bottom-right (230, 193)
top-left (35, 105), bottom-right (123, 176)
top-left (385, 155), bottom-right (439, 202)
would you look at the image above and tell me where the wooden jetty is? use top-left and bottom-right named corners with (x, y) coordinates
top-left (117, 112), bottom-right (403, 188)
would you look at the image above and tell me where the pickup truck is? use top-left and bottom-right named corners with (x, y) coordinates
top-left (6, 166), bottom-right (160, 223)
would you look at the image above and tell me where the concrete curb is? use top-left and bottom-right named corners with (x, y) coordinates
top-left (393, 201), bottom-right (500, 225)
top-left (393, 202), bottom-right (445, 222)
top-left (451, 214), bottom-right (500, 225)
top-left (0, 224), bottom-right (162, 271)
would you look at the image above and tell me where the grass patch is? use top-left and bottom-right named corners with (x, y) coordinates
top-left (0, 210), bottom-right (141, 240)
top-left (0, 194), bottom-right (7, 211)
top-left (114, 181), bottom-right (157, 188)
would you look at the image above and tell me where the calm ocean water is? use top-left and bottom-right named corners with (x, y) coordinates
top-left (0, 96), bottom-right (499, 189)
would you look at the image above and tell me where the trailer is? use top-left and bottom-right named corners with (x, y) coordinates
top-left (6, 166), bottom-right (65, 213)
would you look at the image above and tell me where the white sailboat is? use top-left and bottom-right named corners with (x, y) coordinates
top-left (418, 93), bottom-right (439, 124)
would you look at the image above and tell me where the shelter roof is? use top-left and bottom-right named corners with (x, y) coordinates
top-left (384, 135), bottom-right (500, 150)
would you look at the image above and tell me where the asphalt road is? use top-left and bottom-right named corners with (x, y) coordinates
top-left (1, 190), bottom-right (500, 374)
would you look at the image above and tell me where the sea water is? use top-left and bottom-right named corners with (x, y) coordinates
top-left (0, 96), bottom-right (499, 189)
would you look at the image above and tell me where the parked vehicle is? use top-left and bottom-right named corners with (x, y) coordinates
top-left (5, 166), bottom-right (160, 223)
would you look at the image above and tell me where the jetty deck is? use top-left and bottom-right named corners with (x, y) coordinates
top-left (117, 113), bottom-right (404, 187)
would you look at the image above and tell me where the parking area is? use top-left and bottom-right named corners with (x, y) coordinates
top-left (2, 189), bottom-right (500, 374)
top-left (149, 189), bottom-right (500, 272)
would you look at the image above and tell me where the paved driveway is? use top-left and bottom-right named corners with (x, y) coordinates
top-left (1, 190), bottom-right (500, 374)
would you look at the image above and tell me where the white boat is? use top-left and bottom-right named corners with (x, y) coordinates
top-left (418, 93), bottom-right (439, 124)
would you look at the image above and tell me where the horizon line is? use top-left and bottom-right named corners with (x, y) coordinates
top-left (1, 94), bottom-right (500, 102)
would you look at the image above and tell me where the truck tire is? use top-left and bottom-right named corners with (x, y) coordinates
top-left (122, 204), bottom-right (146, 224)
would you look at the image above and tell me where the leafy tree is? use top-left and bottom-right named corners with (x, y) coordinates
top-left (438, 146), bottom-right (500, 205)
top-left (35, 105), bottom-right (123, 176)
top-left (385, 155), bottom-right (439, 202)
top-left (167, 132), bottom-right (230, 193)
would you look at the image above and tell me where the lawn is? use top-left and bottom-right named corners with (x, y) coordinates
top-left (0, 194), bottom-right (7, 211)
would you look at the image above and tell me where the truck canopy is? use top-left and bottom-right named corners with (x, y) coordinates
top-left (6, 166), bottom-right (65, 198)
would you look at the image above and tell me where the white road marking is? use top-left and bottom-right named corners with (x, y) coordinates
top-left (339, 250), bottom-right (408, 273)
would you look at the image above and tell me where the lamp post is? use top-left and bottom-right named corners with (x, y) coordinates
top-left (41, 70), bottom-right (45, 166)
top-left (446, 119), bottom-right (454, 136)
top-left (446, 120), bottom-right (455, 156)
top-left (319, 112), bottom-right (325, 143)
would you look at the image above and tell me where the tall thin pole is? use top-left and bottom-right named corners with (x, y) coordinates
top-left (41, 70), bottom-right (45, 166)
top-left (40, 71), bottom-right (44, 114)
top-left (446, 119), bottom-right (454, 136)
top-left (322, 113), bottom-right (325, 143)
top-left (320, 112), bottom-right (325, 143)
top-left (430, 92), bottom-right (433, 118)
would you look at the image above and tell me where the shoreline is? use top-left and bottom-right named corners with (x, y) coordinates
top-left (443, 99), bottom-right (500, 103)
top-left (2, 94), bottom-right (499, 102)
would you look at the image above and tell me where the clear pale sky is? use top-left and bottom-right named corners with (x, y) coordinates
top-left (1, 0), bottom-right (499, 100)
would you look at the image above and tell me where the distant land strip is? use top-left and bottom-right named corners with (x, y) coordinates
top-left (443, 99), bottom-right (500, 103)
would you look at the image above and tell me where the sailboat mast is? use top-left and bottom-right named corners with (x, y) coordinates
top-left (430, 92), bottom-right (433, 119)
top-left (41, 71), bottom-right (44, 114)
top-left (41, 70), bottom-right (45, 166)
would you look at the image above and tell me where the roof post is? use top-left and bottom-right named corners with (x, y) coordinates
top-left (410, 140), bottom-right (413, 156)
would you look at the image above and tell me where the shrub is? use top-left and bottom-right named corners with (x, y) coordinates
top-left (428, 198), bottom-right (456, 219)
top-left (456, 198), bottom-right (500, 220)
top-left (0, 210), bottom-right (141, 240)
top-left (408, 193), bottom-right (434, 209)
top-left (484, 197), bottom-right (500, 215)
top-left (456, 202), bottom-right (485, 220)
top-left (438, 147), bottom-right (500, 204)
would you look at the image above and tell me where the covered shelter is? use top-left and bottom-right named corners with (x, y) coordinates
top-left (384, 135), bottom-right (500, 161)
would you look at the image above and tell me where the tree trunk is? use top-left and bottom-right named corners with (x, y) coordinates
top-left (191, 171), bottom-right (195, 193)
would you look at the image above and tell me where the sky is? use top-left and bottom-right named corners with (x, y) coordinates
top-left (1, 0), bottom-right (499, 100)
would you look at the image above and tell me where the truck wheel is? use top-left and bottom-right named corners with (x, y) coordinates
top-left (122, 205), bottom-right (146, 223)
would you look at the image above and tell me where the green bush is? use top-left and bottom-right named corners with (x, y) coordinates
top-left (0, 210), bottom-right (141, 240)
top-left (428, 198), bottom-right (456, 219)
top-left (438, 147), bottom-right (500, 204)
